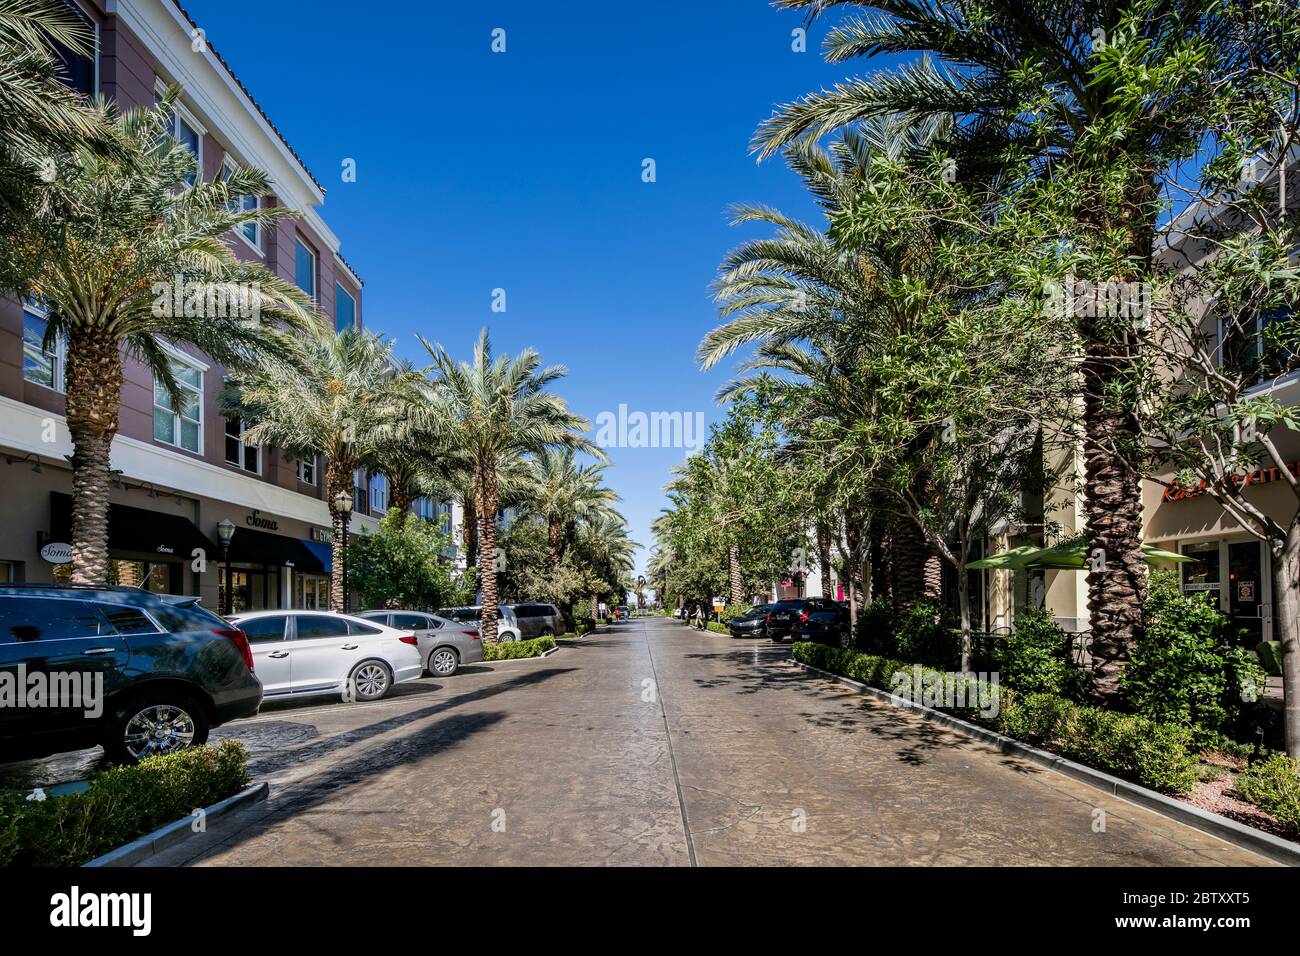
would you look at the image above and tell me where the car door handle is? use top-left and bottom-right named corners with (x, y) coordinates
top-left (267, 651), bottom-right (289, 659)
top-left (81, 647), bottom-right (118, 656)
top-left (341, 643), bottom-right (358, 650)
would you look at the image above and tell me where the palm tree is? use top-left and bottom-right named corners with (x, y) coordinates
top-left (749, 0), bottom-right (1253, 688)
top-left (0, 90), bottom-right (313, 583)
top-left (0, 0), bottom-right (114, 252)
top-left (224, 327), bottom-right (427, 610)
top-left (524, 447), bottom-right (620, 571)
top-left (422, 328), bottom-right (599, 642)
top-left (578, 512), bottom-right (637, 617)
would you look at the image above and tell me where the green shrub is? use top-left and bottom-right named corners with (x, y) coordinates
top-left (893, 600), bottom-right (959, 667)
top-left (1122, 570), bottom-right (1266, 747)
top-left (0, 740), bottom-right (249, 867)
top-left (1234, 754), bottom-right (1300, 836)
top-left (850, 598), bottom-right (895, 653)
top-left (792, 641), bottom-right (1197, 796)
top-left (998, 607), bottom-right (1093, 701)
top-left (719, 603), bottom-right (750, 623)
top-left (482, 636), bottom-right (556, 661)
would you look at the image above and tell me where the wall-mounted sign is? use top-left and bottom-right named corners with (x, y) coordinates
top-left (1237, 580), bottom-right (1257, 603)
top-left (246, 510), bottom-right (279, 531)
top-left (40, 542), bottom-right (72, 564)
top-left (309, 527), bottom-right (334, 544)
top-left (1162, 461), bottom-right (1300, 503)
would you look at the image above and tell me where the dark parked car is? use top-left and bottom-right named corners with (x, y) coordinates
top-left (0, 585), bottom-right (261, 763)
top-left (766, 598), bottom-right (840, 642)
top-left (790, 604), bottom-right (852, 646)
top-left (728, 604), bottom-right (773, 638)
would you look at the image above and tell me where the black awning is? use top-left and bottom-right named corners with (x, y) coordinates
top-left (50, 492), bottom-right (217, 560)
top-left (226, 527), bottom-right (327, 573)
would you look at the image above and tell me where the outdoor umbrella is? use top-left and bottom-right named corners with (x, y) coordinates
top-left (967, 542), bottom-right (1193, 571)
top-left (965, 545), bottom-right (1042, 570)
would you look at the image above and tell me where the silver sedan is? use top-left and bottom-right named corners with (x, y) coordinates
top-left (354, 610), bottom-right (483, 677)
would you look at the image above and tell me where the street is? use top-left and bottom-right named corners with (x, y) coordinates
top-left (137, 617), bottom-right (1271, 866)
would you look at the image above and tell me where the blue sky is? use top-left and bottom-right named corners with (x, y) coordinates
top-left (185, 0), bottom-right (869, 574)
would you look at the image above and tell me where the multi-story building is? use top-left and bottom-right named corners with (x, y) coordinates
top-left (0, 0), bottom-right (408, 612)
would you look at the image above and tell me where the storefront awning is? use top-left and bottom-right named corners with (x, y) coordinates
top-left (51, 492), bottom-right (216, 559)
top-left (226, 527), bottom-right (328, 574)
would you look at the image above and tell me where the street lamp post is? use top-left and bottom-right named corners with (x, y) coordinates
top-left (333, 490), bottom-right (353, 613)
top-left (216, 518), bottom-right (236, 616)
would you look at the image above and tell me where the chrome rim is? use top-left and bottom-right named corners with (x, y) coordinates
top-left (432, 649), bottom-right (457, 676)
top-left (122, 704), bottom-right (196, 760)
top-left (352, 663), bottom-right (390, 699)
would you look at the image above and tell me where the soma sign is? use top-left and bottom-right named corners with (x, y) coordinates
top-left (1162, 461), bottom-right (1300, 503)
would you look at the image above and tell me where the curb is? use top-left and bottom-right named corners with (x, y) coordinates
top-left (84, 781), bottom-right (270, 868)
top-left (790, 660), bottom-right (1300, 867)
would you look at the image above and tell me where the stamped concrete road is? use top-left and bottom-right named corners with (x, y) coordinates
top-left (149, 615), bottom-right (1272, 866)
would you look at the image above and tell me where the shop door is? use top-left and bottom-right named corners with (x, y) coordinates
top-left (1227, 541), bottom-right (1264, 645)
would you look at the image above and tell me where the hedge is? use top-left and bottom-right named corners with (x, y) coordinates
top-left (791, 641), bottom-right (1198, 795)
top-left (1235, 754), bottom-right (1300, 837)
top-left (0, 740), bottom-right (249, 867)
top-left (483, 636), bottom-right (556, 661)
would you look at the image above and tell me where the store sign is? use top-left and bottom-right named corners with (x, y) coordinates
top-left (246, 510), bottom-right (279, 531)
top-left (309, 527), bottom-right (334, 544)
top-left (1238, 580), bottom-right (1257, 603)
top-left (1162, 461), bottom-right (1300, 503)
top-left (40, 542), bottom-right (72, 564)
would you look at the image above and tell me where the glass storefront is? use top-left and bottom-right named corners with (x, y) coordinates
top-left (1180, 538), bottom-right (1268, 645)
top-left (295, 573), bottom-right (330, 609)
top-left (220, 567), bottom-right (278, 614)
top-left (52, 557), bottom-right (184, 594)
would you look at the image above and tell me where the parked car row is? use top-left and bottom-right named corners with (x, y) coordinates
top-left (707, 597), bottom-right (851, 645)
top-left (0, 584), bottom-right (567, 767)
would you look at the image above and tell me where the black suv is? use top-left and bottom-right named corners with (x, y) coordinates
top-left (766, 598), bottom-right (840, 642)
top-left (0, 585), bottom-right (262, 764)
top-left (790, 604), bottom-right (852, 646)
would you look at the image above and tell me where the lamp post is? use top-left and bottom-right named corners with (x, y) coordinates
top-left (216, 518), bottom-right (235, 616)
top-left (333, 490), bottom-right (353, 613)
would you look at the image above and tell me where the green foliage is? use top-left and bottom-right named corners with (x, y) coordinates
top-left (348, 509), bottom-right (467, 612)
top-left (1122, 571), bottom-right (1266, 746)
top-left (892, 601), bottom-right (958, 668)
top-left (997, 692), bottom-right (1199, 796)
top-left (719, 603), bottom-right (750, 623)
top-left (850, 598), bottom-right (895, 653)
top-left (792, 642), bottom-right (1198, 795)
top-left (1234, 754), bottom-right (1300, 836)
top-left (482, 636), bottom-right (556, 661)
top-left (998, 607), bottom-right (1093, 701)
top-left (0, 741), bottom-right (249, 867)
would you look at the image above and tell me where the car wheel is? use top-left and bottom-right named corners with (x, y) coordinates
top-left (347, 660), bottom-right (393, 701)
top-left (103, 692), bottom-right (209, 764)
top-left (428, 647), bottom-right (459, 678)
top-left (540, 627), bottom-right (554, 637)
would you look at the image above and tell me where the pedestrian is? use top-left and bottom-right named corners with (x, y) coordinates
top-left (694, 603), bottom-right (705, 630)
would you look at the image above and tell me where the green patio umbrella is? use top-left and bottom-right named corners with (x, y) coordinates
top-left (965, 545), bottom-right (1042, 570)
top-left (1022, 541), bottom-right (1194, 570)
top-left (967, 542), bottom-right (1193, 571)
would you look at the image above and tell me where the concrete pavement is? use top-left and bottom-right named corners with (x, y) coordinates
top-left (144, 615), bottom-right (1274, 866)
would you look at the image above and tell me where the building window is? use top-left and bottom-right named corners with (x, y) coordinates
top-left (370, 474), bottom-right (388, 514)
top-left (295, 237), bottom-right (317, 300)
top-left (153, 357), bottom-right (202, 453)
top-left (414, 496), bottom-right (434, 520)
top-left (22, 301), bottom-right (65, 391)
top-left (169, 109), bottom-right (203, 187)
top-left (297, 456), bottom-right (316, 485)
top-left (353, 466), bottom-right (368, 513)
top-left (222, 158), bottom-right (260, 250)
top-left (224, 418), bottom-right (259, 473)
top-left (52, 2), bottom-right (96, 98)
top-left (335, 282), bottom-right (356, 332)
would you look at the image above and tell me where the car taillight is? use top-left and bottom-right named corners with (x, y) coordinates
top-left (463, 629), bottom-right (481, 641)
top-left (765, 612), bottom-right (772, 623)
top-left (799, 611), bottom-right (810, 622)
top-left (215, 629), bottom-right (253, 673)
top-left (399, 633), bottom-right (418, 646)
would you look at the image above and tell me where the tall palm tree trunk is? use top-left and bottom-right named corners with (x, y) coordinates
top-left (890, 514), bottom-right (934, 614)
top-left (1081, 335), bottom-right (1148, 697)
top-left (478, 464), bottom-right (500, 643)
top-left (65, 328), bottom-right (123, 584)
top-left (389, 482), bottom-right (412, 517)
top-left (548, 516), bottom-right (563, 572)
top-left (727, 543), bottom-right (743, 605)
top-left (462, 497), bottom-right (479, 573)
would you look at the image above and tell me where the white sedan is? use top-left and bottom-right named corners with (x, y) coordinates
top-left (229, 610), bottom-right (424, 703)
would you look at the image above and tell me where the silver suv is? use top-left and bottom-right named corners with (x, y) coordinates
top-left (507, 603), bottom-right (565, 638)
